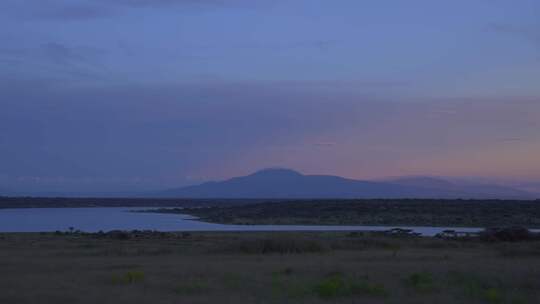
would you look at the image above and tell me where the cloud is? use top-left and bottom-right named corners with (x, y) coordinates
top-left (428, 109), bottom-right (458, 116)
top-left (252, 79), bottom-right (409, 89)
top-left (0, 1), bottom-right (113, 21)
top-left (105, 0), bottom-right (271, 11)
top-left (313, 142), bottom-right (337, 147)
top-left (217, 40), bottom-right (341, 52)
top-left (0, 42), bottom-right (105, 68)
top-left (497, 138), bottom-right (523, 143)
top-left (0, 42), bottom-right (109, 86)
top-left (0, 0), bottom-right (259, 21)
top-left (108, 0), bottom-right (230, 8)
top-left (42, 3), bottom-right (114, 20)
top-left (40, 42), bottom-right (103, 66)
top-left (488, 23), bottom-right (540, 45)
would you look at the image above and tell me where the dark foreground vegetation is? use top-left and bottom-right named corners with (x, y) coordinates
top-left (1, 231), bottom-right (540, 304)
top-left (164, 199), bottom-right (540, 228)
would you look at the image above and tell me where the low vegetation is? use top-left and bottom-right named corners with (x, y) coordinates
top-left (111, 271), bottom-right (145, 284)
top-left (174, 279), bottom-right (211, 295)
top-left (219, 237), bottom-right (329, 254)
top-left (174, 199), bottom-right (540, 227)
top-left (314, 273), bottom-right (388, 299)
top-left (404, 272), bottom-right (436, 293)
top-left (1, 231), bottom-right (539, 303)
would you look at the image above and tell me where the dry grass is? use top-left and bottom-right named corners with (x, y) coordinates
top-left (0, 232), bottom-right (539, 304)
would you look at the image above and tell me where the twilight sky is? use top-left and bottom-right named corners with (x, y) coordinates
top-left (1, 0), bottom-right (539, 194)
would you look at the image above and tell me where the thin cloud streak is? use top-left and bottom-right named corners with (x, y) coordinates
top-left (0, 0), bottom-right (266, 21)
top-left (487, 23), bottom-right (540, 45)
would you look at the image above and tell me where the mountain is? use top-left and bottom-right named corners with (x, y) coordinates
top-left (385, 176), bottom-right (533, 199)
top-left (502, 181), bottom-right (540, 195)
top-left (156, 169), bottom-right (536, 199)
top-left (0, 187), bottom-right (14, 197)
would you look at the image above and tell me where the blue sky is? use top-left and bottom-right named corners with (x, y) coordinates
top-left (1, 0), bottom-right (539, 193)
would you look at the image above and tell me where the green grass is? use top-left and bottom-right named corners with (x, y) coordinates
top-left (220, 273), bottom-right (246, 290)
top-left (446, 271), bottom-right (531, 304)
top-left (1, 232), bottom-right (540, 304)
top-left (111, 270), bottom-right (145, 284)
top-left (225, 237), bottom-right (329, 254)
top-left (313, 273), bottom-right (388, 299)
top-left (313, 274), bottom-right (348, 299)
top-left (405, 272), bottom-right (437, 293)
top-left (349, 278), bottom-right (388, 297)
top-left (484, 288), bottom-right (503, 304)
top-left (174, 279), bottom-right (210, 295)
top-left (270, 274), bottom-right (311, 300)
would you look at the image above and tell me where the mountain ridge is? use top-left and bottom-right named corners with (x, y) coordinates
top-left (156, 168), bottom-right (536, 199)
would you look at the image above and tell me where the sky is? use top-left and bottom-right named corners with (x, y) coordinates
top-left (1, 0), bottom-right (539, 194)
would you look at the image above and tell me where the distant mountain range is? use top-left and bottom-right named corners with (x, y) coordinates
top-left (156, 168), bottom-right (537, 199)
top-left (2, 169), bottom-right (536, 199)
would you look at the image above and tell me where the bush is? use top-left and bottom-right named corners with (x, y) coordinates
top-left (224, 237), bottom-right (328, 254)
top-left (496, 243), bottom-right (540, 257)
top-left (349, 280), bottom-right (388, 297)
top-left (405, 272), bottom-right (436, 293)
top-left (313, 274), bottom-right (387, 299)
top-left (483, 288), bottom-right (503, 304)
top-left (447, 272), bottom-right (514, 304)
top-left (270, 272), bottom-right (311, 299)
top-left (112, 270), bottom-right (145, 284)
top-left (480, 227), bottom-right (535, 242)
top-left (174, 279), bottom-right (210, 295)
top-left (314, 275), bottom-right (348, 299)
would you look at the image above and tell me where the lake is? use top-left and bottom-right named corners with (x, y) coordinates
top-left (0, 207), bottom-right (487, 236)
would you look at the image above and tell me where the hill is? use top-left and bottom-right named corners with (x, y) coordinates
top-left (157, 168), bottom-right (535, 199)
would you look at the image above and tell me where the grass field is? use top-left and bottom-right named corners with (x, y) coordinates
top-left (1, 232), bottom-right (540, 304)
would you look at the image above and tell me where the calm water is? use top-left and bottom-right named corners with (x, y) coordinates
top-left (0, 207), bottom-right (487, 236)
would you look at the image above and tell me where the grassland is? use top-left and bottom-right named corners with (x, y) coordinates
top-left (1, 231), bottom-right (540, 304)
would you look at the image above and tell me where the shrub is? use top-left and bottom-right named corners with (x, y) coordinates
top-left (447, 272), bottom-right (513, 304)
top-left (174, 279), bottom-right (210, 295)
top-left (283, 267), bottom-right (294, 275)
top-left (221, 273), bottom-right (245, 290)
top-left (271, 273), bottom-right (311, 300)
top-left (272, 267), bottom-right (294, 276)
top-left (225, 238), bottom-right (328, 254)
top-left (349, 280), bottom-right (388, 297)
top-left (314, 275), bottom-right (348, 299)
top-left (405, 272), bottom-right (436, 293)
top-left (112, 270), bottom-right (145, 284)
top-left (313, 274), bottom-right (388, 299)
top-left (480, 227), bottom-right (535, 242)
top-left (483, 288), bottom-right (503, 304)
top-left (496, 243), bottom-right (540, 258)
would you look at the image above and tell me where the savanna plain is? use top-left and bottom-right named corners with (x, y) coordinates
top-left (1, 230), bottom-right (539, 304)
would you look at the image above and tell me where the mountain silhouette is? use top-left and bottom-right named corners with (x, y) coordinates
top-left (385, 176), bottom-right (534, 198)
top-left (157, 168), bottom-right (536, 199)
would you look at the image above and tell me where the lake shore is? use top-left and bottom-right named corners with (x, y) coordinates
top-left (145, 199), bottom-right (540, 228)
top-left (0, 207), bottom-right (495, 236)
